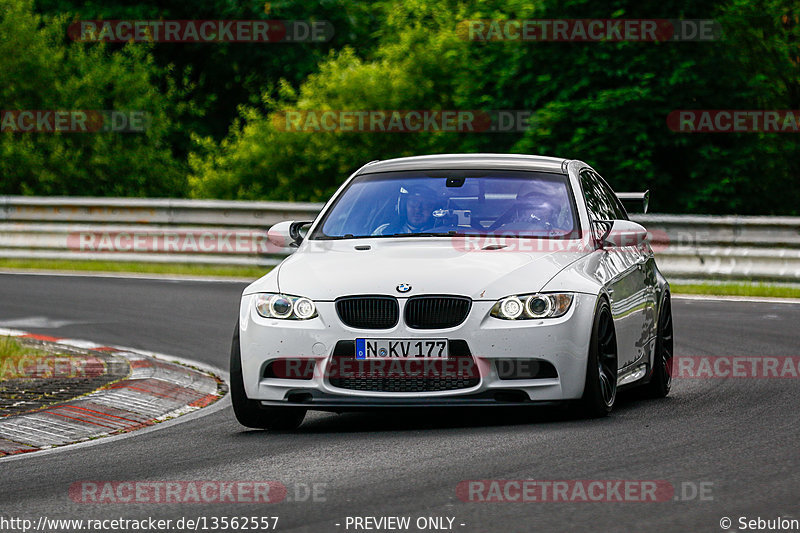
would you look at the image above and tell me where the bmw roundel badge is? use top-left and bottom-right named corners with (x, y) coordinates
top-left (396, 283), bottom-right (412, 293)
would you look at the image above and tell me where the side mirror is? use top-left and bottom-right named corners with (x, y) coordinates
top-left (267, 220), bottom-right (313, 248)
top-left (597, 220), bottom-right (649, 248)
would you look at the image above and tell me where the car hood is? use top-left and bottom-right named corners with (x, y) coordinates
top-left (246, 238), bottom-right (587, 301)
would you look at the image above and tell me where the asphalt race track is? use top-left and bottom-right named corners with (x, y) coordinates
top-left (1, 273), bottom-right (798, 533)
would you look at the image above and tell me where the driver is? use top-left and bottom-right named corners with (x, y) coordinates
top-left (513, 183), bottom-right (559, 229)
top-left (373, 184), bottom-right (439, 235)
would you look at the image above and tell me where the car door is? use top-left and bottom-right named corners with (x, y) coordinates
top-left (579, 169), bottom-right (648, 372)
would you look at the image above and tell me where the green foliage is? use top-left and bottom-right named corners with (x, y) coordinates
top-left (0, 0), bottom-right (187, 196)
top-left (33, 0), bottom-right (388, 143)
top-left (188, 1), bottom-right (504, 201)
top-left (189, 0), bottom-right (800, 214)
top-left (3, 0), bottom-right (800, 213)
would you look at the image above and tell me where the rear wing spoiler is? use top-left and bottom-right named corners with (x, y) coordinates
top-left (616, 190), bottom-right (649, 214)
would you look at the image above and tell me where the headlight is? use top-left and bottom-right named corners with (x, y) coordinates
top-left (255, 293), bottom-right (318, 320)
top-left (491, 293), bottom-right (573, 320)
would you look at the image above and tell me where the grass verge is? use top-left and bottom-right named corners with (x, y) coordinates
top-left (671, 282), bottom-right (800, 299)
top-left (0, 259), bottom-right (269, 279)
top-left (0, 336), bottom-right (49, 381)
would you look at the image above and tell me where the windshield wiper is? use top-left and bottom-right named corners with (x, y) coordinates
top-left (316, 235), bottom-right (354, 240)
top-left (318, 231), bottom-right (486, 240)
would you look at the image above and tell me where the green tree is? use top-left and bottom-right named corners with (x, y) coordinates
top-left (189, 0), bottom-right (800, 214)
top-left (33, 0), bottom-right (389, 148)
top-left (0, 0), bottom-right (188, 196)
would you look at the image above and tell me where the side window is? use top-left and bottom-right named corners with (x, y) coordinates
top-left (580, 170), bottom-right (608, 243)
top-left (580, 169), bottom-right (614, 221)
top-left (592, 171), bottom-right (628, 221)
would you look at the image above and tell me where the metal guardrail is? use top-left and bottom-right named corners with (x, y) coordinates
top-left (1, 196), bottom-right (799, 281)
top-left (634, 214), bottom-right (800, 282)
top-left (0, 196), bottom-right (322, 267)
top-left (0, 196), bottom-right (321, 226)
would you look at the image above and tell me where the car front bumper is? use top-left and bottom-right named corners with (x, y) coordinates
top-left (238, 292), bottom-right (598, 406)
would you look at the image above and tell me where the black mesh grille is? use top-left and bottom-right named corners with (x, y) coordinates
top-left (494, 359), bottom-right (558, 380)
top-left (328, 340), bottom-right (480, 392)
top-left (404, 296), bottom-right (472, 329)
top-left (335, 296), bottom-right (399, 329)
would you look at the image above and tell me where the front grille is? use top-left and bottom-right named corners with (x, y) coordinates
top-left (404, 296), bottom-right (472, 329)
top-left (336, 296), bottom-right (399, 329)
top-left (328, 340), bottom-right (480, 392)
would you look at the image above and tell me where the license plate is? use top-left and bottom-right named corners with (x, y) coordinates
top-left (356, 339), bottom-right (448, 360)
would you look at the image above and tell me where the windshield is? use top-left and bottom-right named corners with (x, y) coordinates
top-left (310, 170), bottom-right (579, 240)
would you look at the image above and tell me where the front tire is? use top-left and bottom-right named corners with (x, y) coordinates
top-left (578, 299), bottom-right (618, 418)
top-left (230, 322), bottom-right (306, 430)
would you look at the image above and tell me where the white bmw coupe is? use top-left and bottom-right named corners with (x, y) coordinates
top-left (231, 154), bottom-right (673, 429)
